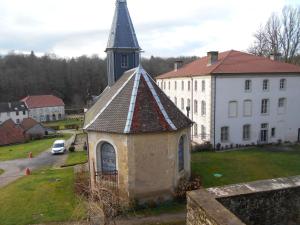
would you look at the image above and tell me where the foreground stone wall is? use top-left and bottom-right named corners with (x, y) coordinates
top-left (218, 186), bottom-right (300, 225)
top-left (188, 176), bottom-right (300, 225)
top-left (187, 190), bottom-right (245, 225)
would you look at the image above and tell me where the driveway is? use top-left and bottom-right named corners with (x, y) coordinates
top-left (0, 133), bottom-right (75, 188)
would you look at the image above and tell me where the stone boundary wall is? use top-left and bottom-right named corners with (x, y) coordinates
top-left (187, 189), bottom-right (245, 225)
top-left (187, 175), bottom-right (300, 225)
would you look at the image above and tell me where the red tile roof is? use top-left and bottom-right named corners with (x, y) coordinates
top-left (20, 118), bottom-right (39, 131)
top-left (156, 50), bottom-right (300, 79)
top-left (0, 119), bottom-right (26, 146)
top-left (21, 95), bottom-right (64, 109)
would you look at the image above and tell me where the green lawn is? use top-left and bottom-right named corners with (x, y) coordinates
top-left (192, 147), bottom-right (300, 188)
top-left (0, 168), bottom-right (86, 225)
top-left (0, 169), bottom-right (4, 175)
top-left (43, 119), bottom-right (83, 130)
top-left (0, 133), bottom-right (72, 161)
top-left (63, 151), bottom-right (88, 167)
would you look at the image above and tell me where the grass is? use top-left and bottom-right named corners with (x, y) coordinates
top-left (192, 147), bottom-right (300, 188)
top-left (0, 168), bottom-right (86, 225)
top-left (63, 151), bottom-right (88, 167)
top-left (43, 119), bottom-right (83, 130)
top-left (0, 133), bottom-right (72, 161)
top-left (0, 169), bottom-right (4, 175)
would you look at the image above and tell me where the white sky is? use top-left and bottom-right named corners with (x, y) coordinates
top-left (0, 0), bottom-right (299, 58)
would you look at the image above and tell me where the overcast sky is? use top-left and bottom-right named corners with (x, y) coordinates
top-left (0, 0), bottom-right (299, 58)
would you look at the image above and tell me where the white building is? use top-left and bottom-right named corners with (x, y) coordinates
top-left (156, 50), bottom-right (300, 149)
top-left (0, 102), bottom-right (29, 124)
top-left (21, 95), bottom-right (65, 122)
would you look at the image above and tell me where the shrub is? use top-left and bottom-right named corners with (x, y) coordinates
top-left (69, 146), bottom-right (76, 152)
top-left (192, 142), bottom-right (213, 152)
top-left (174, 176), bottom-right (202, 201)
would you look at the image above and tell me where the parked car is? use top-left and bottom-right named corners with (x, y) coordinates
top-left (51, 140), bottom-right (66, 155)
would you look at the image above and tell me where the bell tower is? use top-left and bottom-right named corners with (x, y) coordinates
top-left (106, 0), bottom-right (141, 86)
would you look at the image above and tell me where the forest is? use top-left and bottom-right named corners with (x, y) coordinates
top-left (0, 52), bottom-right (196, 108)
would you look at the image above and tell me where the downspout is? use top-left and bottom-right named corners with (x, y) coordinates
top-left (213, 76), bottom-right (217, 149)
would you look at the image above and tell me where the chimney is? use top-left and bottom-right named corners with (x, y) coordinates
top-left (174, 60), bottom-right (183, 71)
top-left (269, 53), bottom-right (281, 61)
top-left (207, 51), bottom-right (219, 66)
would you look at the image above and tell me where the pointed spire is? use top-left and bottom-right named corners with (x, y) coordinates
top-left (106, 0), bottom-right (140, 50)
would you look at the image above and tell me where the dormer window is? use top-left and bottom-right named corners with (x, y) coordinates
top-left (121, 54), bottom-right (128, 68)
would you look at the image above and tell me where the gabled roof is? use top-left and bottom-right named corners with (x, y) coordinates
top-left (84, 66), bottom-right (192, 134)
top-left (20, 118), bottom-right (39, 131)
top-left (156, 50), bottom-right (300, 79)
top-left (0, 102), bottom-right (27, 113)
top-left (0, 119), bottom-right (26, 146)
top-left (21, 95), bottom-right (64, 109)
top-left (106, 0), bottom-right (140, 50)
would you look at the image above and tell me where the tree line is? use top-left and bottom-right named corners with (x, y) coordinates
top-left (0, 52), bottom-right (196, 108)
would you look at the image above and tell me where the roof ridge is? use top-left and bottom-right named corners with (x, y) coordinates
top-left (210, 50), bottom-right (234, 74)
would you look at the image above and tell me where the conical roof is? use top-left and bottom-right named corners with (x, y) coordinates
top-left (106, 0), bottom-right (140, 50)
top-left (84, 66), bottom-right (192, 134)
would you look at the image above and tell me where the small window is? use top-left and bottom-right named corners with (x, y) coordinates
top-left (243, 124), bottom-right (251, 140)
top-left (263, 79), bottom-right (269, 91)
top-left (271, 128), bottom-right (276, 137)
top-left (194, 124), bottom-right (198, 136)
top-left (121, 54), bottom-right (128, 68)
top-left (187, 99), bottom-right (191, 108)
top-left (163, 82), bottom-right (166, 90)
top-left (16, 111), bottom-right (19, 116)
top-left (188, 81), bottom-right (191, 91)
top-left (221, 127), bottom-right (229, 142)
top-left (261, 123), bottom-right (268, 129)
top-left (181, 81), bottom-right (184, 91)
top-left (181, 98), bottom-right (184, 110)
top-left (228, 101), bottom-right (238, 118)
top-left (278, 98), bottom-right (286, 108)
top-left (280, 79), bottom-right (286, 90)
top-left (201, 101), bottom-right (206, 116)
top-left (245, 80), bottom-right (252, 92)
top-left (194, 100), bottom-right (198, 114)
top-left (243, 100), bottom-right (252, 117)
top-left (202, 80), bottom-right (206, 92)
top-left (16, 119), bottom-right (20, 124)
top-left (195, 80), bottom-right (198, 91)
top-left (175, 81), bottom-right (177, 90)
top-left (201, 125), bottom-right (206, 140)
top-left (261, 99), bottom-right (269, 114)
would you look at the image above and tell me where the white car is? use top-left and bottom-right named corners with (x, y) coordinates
top-left (51, 140), bottom-right (66, 155)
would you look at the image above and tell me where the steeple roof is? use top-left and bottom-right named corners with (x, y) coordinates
top-left (84, 66), bottom-right (192, 134)
top-left (106, 0), bottom-right (140, 50)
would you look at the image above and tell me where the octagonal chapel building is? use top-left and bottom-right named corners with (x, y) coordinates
top-left (84, 0), bottom-right (192, 202)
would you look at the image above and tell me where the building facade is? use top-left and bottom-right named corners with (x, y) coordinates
top-left (0, 102), bottom-right (28, 125)
top-left (22, 95), bottom-right (65, 122)
top-left (157, 51), bottom-right (300, 148)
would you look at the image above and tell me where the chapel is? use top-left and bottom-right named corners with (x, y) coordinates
top-left (84, 0), bottom-right (192, 203)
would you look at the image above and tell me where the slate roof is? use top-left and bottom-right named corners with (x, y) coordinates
top-left (0, 102), bottom-right (27, 113)
top-left (106, 0), bottom-right (140, 50)
top-left (0, 119), bottom-right (26, 146)
top-left (84, 66), bottom-right (192, 134)
top-left (157, 50), bottom-right (300, 79)
top-left (21, 95), bottom-right (64, 109)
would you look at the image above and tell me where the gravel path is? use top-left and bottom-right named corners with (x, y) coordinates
top-left (0, 133), bottom-right (75, 188)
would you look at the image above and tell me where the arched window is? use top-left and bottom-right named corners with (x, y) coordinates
top-left (178, 136), bottom-right (185, 172)
top-left (97, 142), bottom-right (116, 172)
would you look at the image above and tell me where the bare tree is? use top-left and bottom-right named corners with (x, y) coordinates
top-left (249, 5), bottom-right (300, 63)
